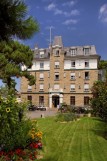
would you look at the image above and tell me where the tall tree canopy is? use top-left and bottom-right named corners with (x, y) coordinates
top-left (0, 0), bottom-right (39, 41)
top-left (0, 0), bottom-right (39, 91)
top-left (91, 81), bottom-right (107, 122)
top-left (0, 40), bottom-right (35, 89)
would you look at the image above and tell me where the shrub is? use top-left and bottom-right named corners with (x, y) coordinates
top-left (55, 113), bottom-right (77, 122)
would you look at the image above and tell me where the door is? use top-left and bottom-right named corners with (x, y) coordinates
top-left (52, 95), bottom-right (59, 108)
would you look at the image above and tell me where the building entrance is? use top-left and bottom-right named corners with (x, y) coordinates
top-left (52, 95), bottom-right (59, 108)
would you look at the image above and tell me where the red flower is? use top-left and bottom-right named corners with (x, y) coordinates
top-left (29, 142), bottom-right (38, 149)
top-left (0, 151), bottom-right (4, 157)
top-left (15, 148), bottom-right (23, 155)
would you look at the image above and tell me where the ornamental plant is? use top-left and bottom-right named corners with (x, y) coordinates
top-left (0, 94), bottom-right (43, 158)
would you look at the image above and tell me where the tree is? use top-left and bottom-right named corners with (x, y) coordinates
top-left (0, 0), bottom-right (39, 91)
top-left (91, 81), bottom-right (107, 122)
top-left (0, 0), bottom-right (39, 41)
top-left (0, 40), bottom-right (35, 90)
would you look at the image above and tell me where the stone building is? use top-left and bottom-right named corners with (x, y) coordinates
top-left (20, 36), bottom-right (100, 108)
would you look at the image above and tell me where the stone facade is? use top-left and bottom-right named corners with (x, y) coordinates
top-left (20, 36), bottom-right (100, 108)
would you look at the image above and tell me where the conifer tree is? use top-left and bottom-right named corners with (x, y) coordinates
top-left (0, 0), bottom-right (39, 91)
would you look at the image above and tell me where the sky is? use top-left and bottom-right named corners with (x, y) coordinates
top-left (0, 0), bottom-right (107, 91)
top-left (23, 0), bottom-right (107, 60)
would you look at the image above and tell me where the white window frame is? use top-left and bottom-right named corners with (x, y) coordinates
top-left (40, 62), bottom-right (44, 69)
top-left (55, 61), bottom-right (59, 68)
top-left (28, 85), bottom-right (32, 91)
top-left (40, 84), bottom-right (44, 91)
top-left (85, 61), bottom-right (89, 67)
top-left (71, 49), bottom-right (76, 56)
top-left (71, 61), bottom-right (75, 67)
top-left (55, 72), bottom-right (59, 80)
top-left (85, 72), bottom-right (89, 80)
top-left (84, 84), bottom-right (89, 91)
top-left (40, 51), bottom-right (44, 58)
top-left (70, 84), bottom-right (75, 91)
top-left (70, 73), bottom-right (75, 80)
top-left (84, 48), bottom-right (90, 55)
top-left (54, 84), bottom-right (60, 90)
top-left (40, 73), bottom-right (44, 79)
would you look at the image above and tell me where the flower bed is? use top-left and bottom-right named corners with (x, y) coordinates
top-left (0, 141), bottom-right (42, 161)
top-left (0, 95), bottom-right (43, 161)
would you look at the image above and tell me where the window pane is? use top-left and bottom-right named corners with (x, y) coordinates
top-left (40, 84), bottom-right (44, 90)
top-left (40, 73), bottom-right (44, 79)
top-left (70, 96), bottom-right (75, 105)
top-left (39, 96), bottom-right (44, 106)
top-left (40, 62), bottom-right (44, 68)
top-left (54, 84), bottom-right (59, 89)
top-left (84, 96), bottom-right (89, 105)
top-left (70, 84), bottom-right (75, 91)
top-left (71, 73), bottom-right (75, 80)
top-left (28, 85), bottom-right (32, 91)
top-left (71, 61), bottom-right (75, 67)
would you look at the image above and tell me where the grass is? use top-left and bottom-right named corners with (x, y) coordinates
top-left (37, 116), bottom-right (107, 161)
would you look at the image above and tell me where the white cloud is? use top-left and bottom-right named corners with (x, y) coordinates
top-left (45, 3), bottom-right (56, 11)
top-left (70, 9), bottom-right (79, 16)
top-left (54, 9), bottom-right (63, 15)
top-left (99, 4), bottom-right (107, 23)
top-left (63, 19), bottom-right (78, 25)
top-left (62, 1), bottom-right (77, 7)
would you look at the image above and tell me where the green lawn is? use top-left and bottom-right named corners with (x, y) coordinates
top-left (37, 117), bottom-right (107, 161)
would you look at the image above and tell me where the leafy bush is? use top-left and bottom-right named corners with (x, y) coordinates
top-left (55, 113), bottom-right (77, 122)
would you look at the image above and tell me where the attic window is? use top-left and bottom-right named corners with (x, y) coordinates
top-left (55, 50), bottom-right (59, 56)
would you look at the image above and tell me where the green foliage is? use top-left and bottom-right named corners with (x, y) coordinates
top-left (91, 81), bottom-right (107, 121)
top-left (0, 95), bottom-right (33, 151)
top-left (0, 40), bottom-right (35, 88)
top-left (0, 0), bottom-right (39, 89)
top-left (98, 60), bottom-right (107, 69)
top-left (0, 0), bottom-right (39, 41)
top-left (55, 113), bottom-right (77, 122)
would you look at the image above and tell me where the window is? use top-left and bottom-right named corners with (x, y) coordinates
top-left (71, 49), bottom-right (76, 56)
top-left (84, 84), bottom-right (89, 91)
top-left (54, 84), bottom-right (59, 90)
top-left (85, 72), bottom-right (89, 79)
top-left (70, 84), bottom-right (75, 91)
top-left (28, 85), bottom-right (32, 91)
top-left (71, 61), bottom-right (75, 67)
top-left (39, 96), bottom-right (44, 106)
top-left (84, 48), bottom-right (90, 55)
top-left (40, 51), bottom-right (44, 58)
top-left (39, 84), bottom-right (44, 91)
top-left (55, 50), bottom-right (59, 56)
top-left (40, 73), bottom-right (44, 79)
top-left (84, 96), bottom-right (89, 105)
top-left (70, 73), bottom-right (75, 80)
top-left (27, 95), bottom-right (32, 101)
top-left (70, 96), bottom-right (75, 105)
top-left (85, 61), bottom-right (89, 67)
top-left (55, 61), bottom-right (59, 68)
top-left (64, 72), bottom-right (66, 78)
top-left (40, 62), bottom-right (44, 69)
top-left (55, 72), bottom-right (59, 80)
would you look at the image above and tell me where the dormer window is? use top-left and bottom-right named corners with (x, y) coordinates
top-left (84, 48), bottom-right (90, 55)
top-left (71, 49), bottom-right (76, 56)
top-left (40, 51), bottom-right (44, 58)
top-left (54, 49), bottom-right (60, 56)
